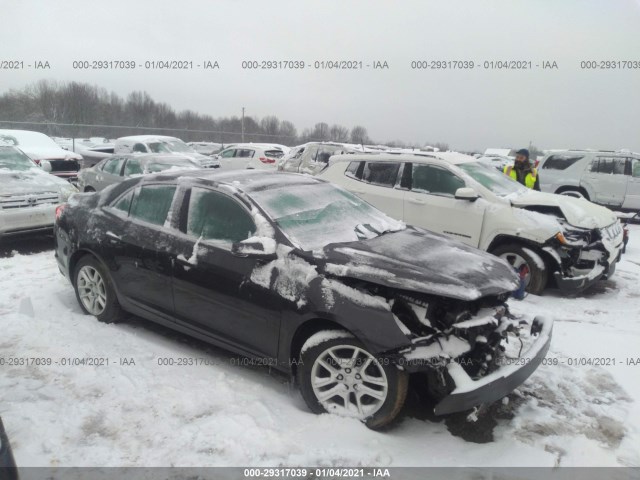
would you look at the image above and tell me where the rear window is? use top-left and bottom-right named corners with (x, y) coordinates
top-left (542, 155), bottom-right (583, 170)
top-left (264, 150), bottom-right (284, 159)
top-left (361, 162), bottom-right (400, 187)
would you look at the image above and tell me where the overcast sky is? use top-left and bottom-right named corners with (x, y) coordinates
top-left (2, 0), bottom-right (640, 151)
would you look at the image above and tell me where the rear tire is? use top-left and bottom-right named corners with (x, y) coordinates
top-left (491, 243), bottom-right (548, 295)
top-left (297, 330), bottom-right (408, 430)
top-left (73, 255), bottom-right (124, 323)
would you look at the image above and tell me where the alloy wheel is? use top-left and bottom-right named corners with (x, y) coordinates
top-left (77, 265), bottom-right (107, 315)
top-left (498, 252), bottom-right (531, 288)
top-left (311, 344), bottom-right (388, 419)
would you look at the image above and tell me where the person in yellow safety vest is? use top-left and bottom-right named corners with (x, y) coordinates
top-left (503, 148), bottom-right (540, 191)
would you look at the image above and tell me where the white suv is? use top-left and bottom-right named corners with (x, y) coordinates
top-left (319, 152), bottom-right (624, 294)
top-left (538, 150), bottom-right (640, 211)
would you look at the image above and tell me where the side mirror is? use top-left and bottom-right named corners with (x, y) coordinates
top-left (454, 187), bottom-right (479, 202)
top-left (41, 160), bottom-right (52, 173)
top-left (231, 238), bottom-right (277, 260)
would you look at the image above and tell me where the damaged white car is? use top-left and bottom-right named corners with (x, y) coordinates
top-left (319, 153), bottom-right (625, 294)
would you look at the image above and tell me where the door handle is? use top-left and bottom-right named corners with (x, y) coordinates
top-left (106, 231), bottom-right (122, 244)
top-left (408, 198), bottom-right (426, 205)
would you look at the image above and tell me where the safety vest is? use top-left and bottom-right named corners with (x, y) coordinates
top-left (504, 165), bottom-right (537, 189)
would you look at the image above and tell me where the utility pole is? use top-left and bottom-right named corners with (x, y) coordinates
top-left (241, 107), bottom-right (245, 143)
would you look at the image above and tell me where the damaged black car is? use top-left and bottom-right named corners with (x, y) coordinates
top-left (54, 170), bottom-right (553, 429)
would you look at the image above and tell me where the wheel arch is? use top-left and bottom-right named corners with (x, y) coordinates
top-left (68, 248), bottom-right (109, 281)
top-left (555, 185), bottom-right (590, 200)
top-left (289, 318), bottom-right (356, 376)
top-left (487, 235), bottom-right (559, 280)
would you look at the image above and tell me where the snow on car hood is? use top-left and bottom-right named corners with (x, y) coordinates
top-left (0, 168), bottom-right (71, 195)
top-left (20, 146), bottom-right (82, 161)
top-left (319, 228), bottom-right (519, 301)
top-left (508, 190), bottom-right (617, 229)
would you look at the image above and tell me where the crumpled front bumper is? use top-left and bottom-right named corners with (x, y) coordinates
top-left (432, 316), bottom-right (553, 415)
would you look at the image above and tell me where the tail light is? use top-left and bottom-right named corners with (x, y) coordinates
top-left (259, 157), bottom-right (275, 164)
top-left (55, 204), bottom-right (66, 221)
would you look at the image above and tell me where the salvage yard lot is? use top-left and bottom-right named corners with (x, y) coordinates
top-left (1, 227), bottom-right (640, 467)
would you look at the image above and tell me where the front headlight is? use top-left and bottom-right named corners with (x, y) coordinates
top-left (60, 184), bottom-right (79, 202)
top-left (557, 225), bottom-right (592, 246)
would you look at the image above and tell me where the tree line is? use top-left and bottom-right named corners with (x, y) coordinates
top-left (0, 80), bottom-right (449, 149)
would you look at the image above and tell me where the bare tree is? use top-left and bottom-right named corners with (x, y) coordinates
top-left (350, 125), bottom-right (370, 144)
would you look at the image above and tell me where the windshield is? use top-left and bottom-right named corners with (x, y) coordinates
top-left (166, 140), bottom-right (196, 153)
top-left (147, 142), bottom-right (172, 153)
top-left (0, 147), bottom-right (37, 171)
top-left (458, 161), bottom-right (528, 196)
top-left (145, 159), bottom-right (198, 173)
top-left (251, 182), bottom-right (405, 251)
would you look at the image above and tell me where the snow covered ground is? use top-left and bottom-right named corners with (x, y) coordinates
top-left (1, 227), bottom-right (640, 467)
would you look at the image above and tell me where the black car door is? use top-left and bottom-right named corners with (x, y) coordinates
top-left (104, 183), bottom-right (178, 316)
top-left (170, 186), bottom-right (282, 359)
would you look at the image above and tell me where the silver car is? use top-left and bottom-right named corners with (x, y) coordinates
top-left (0, 146), bottom-right (78, 239)
top-left (77, 154), bottom-right (200, 192)
top-left (538, 149), bottom-right (640, 211)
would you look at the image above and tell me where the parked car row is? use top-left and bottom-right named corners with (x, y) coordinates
top-left (3, 132), bottom-right (629, 430)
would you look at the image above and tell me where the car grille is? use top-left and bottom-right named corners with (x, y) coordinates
top-left (601, 222), bottom-right (623, 242)
top-left (0, 192), bottom-right (60, 210)
top-left (49, 159), bottom-right (80, 172)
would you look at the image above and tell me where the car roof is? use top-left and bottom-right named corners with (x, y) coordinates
top-left (329, 151), bottom-right (477, 165)
top-left (139, 169), bottom-right (323, 193)
top-left (223, 143), bottom-right (283, 150)
top-left (116, 135), bottom-right (180, 142)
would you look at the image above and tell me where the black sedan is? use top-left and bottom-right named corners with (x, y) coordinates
top-left (54, 170), bottom-right (553, 429)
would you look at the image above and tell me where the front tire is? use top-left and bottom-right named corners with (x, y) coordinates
top-left (73, 255), bottom-right (124, 323)
top-left (492, 243), bottom-right (548, 295)
top-left (297, 331), bottom-right (408, 430)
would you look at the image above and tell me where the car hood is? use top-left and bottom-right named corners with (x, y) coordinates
top-left (0, 168), bottom-right (70, 195)
top-left (20, 146), bottom-right (83, 161)
top-left (508, 190), bottom-right (617, 229)
top-left (317, 227), bottom-right (519, 301)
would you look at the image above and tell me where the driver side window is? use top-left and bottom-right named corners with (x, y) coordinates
top-left (186, 188), bottom-right (256, 244)
top-left (220, 149), bottom-right (236, 158)
top-left (412, 164), bottom-right (465, 196)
